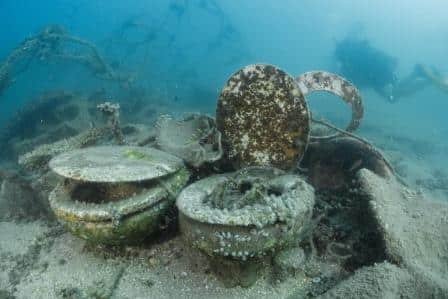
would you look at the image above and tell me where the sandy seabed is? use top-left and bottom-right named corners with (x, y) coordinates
top-left (1, 104), bottom-right (447, 299)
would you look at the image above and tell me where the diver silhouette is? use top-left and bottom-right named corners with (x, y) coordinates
top-left (334, 37), bottom-right (445, 103)
top-left (384, 64), bottom-right (447, 102)
top-left (335, 37), bottom-right (398, 102)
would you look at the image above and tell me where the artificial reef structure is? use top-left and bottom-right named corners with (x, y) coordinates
top-left (48, 146), bottom-right (189, 245)
top-left (5, 63), bottom-right (446, 297)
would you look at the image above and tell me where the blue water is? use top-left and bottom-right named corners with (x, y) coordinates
top-left (1, 2), bottom-right (448, 297)
top-left (1, 0), bottom-right (447, 167)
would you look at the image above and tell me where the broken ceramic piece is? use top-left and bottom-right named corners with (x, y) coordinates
top-left (300, 136), bottom-right (393, 190)
top-left (155, 114), bottom-right (223, 168)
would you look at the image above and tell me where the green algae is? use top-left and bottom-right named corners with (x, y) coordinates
top-left (123, 149), bottom-right (153, 162)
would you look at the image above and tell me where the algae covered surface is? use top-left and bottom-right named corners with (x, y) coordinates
top-left (1, 1), bottom-right (448, 298)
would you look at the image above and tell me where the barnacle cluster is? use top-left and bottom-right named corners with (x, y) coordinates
top-left (216, 64), bottom-right (310, 170)
top-left (177, 167), bottom-right (315, 261)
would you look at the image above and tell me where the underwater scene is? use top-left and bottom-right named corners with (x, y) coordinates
top-left (0, 0), bottom-right (447, 298)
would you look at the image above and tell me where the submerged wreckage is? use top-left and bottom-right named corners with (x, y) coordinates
top-left (0, 25), bottom-right (131, 98)
top-left (1, 63), bottom-right (447, 298)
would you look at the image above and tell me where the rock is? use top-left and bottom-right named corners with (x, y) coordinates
top-left (0, 174), bottom-right (46, 220)
top-left (208, 256), bottom-right (263, 288)
top-left (358, 169), bottom-right (448, 277)
top-left (324, 169), bottom-right (448, 298)
top-left (273, 247), bottom-right (307, 279)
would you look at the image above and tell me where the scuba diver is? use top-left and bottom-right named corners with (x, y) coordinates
top-left (334, 37), bottom-right (447, 102)
top-left (334, 37), bottom-right (398, 101)
top-left (415, 64), bottom-right (448, 93)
